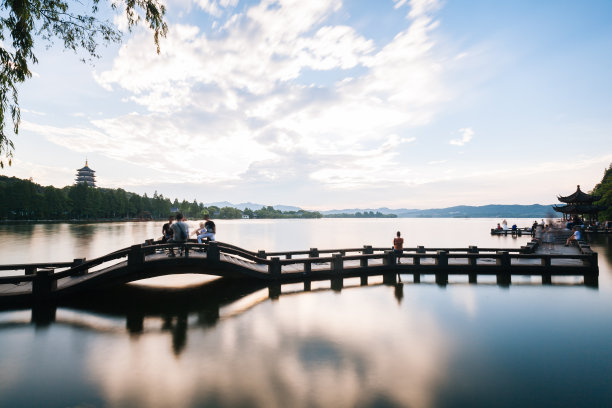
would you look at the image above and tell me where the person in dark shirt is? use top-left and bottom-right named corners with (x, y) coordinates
top-left (197, 214), bottom-right (216, 242)
top-left (168, 213), bottom-right (189, 257)
top-left (162, 216), bottom-right (174, 243)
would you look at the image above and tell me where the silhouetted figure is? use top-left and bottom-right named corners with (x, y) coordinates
top-left (393, 231), bottom-right (404, 264)
top-left (168, 213), bottom-right (189, 257)
top-left (161, 216), bottom-right (174, 242)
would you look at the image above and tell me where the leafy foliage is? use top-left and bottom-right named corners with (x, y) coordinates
top-left (0, 0), bottom-right (168, 167)
top-left (0, 176), bottom-right (323, 220)
top-left (592, 163), bottom-right (612, 221)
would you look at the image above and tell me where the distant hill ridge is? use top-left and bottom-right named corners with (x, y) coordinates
top-left (205, 202), bottom-right (556, 218)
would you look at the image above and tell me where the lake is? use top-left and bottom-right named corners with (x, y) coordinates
top-left (1, 218), bottom-right (611, 407)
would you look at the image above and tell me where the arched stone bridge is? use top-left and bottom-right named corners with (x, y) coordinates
top-left (0, 239), bottom-right (599, 306)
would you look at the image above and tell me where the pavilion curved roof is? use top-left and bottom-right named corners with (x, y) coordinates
top-left (552, 204), bottom-right (606, 214)
top-left (557, 185), bottom-right (601, 203)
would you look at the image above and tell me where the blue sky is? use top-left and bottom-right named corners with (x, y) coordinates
top-left (2, 0), bottom-right (611, 209)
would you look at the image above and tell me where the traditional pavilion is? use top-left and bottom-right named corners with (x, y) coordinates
top-left (552, 185), bottom-right (604, 222)
top-left (75, 160), bottom-right (96, 187)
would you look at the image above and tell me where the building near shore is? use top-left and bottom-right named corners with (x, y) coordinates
top-left (552, 185), bottom-right (604, 222)
top-left (75, 160), bottom-right (96, 187)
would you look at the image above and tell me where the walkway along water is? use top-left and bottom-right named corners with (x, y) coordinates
top-left (0, 238), bottom-right (599, 307)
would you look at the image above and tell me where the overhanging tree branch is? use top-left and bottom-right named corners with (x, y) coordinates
top-left (0, 0), bottom-right (168, 168)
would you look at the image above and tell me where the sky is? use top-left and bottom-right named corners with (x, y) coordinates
top-left (2, 0), bottom-right (612, 210)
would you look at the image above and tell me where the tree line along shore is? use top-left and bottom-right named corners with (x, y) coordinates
top-left (2, 163), bottom-right (610, 222)
top-left (0, 176), bottom-right (322, 221)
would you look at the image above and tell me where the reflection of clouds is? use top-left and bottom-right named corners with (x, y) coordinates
top-left (86, 286), bottom-right (450, 407)
top-left (450, 287), bottom-right (478, 319)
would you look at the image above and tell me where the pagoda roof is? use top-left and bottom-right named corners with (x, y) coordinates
top-left (552, 204), bottom-right (605, 214)
top-left (557, 185), bottom-right (601, 203)
top-left (77, 166), bottom-right (95, 173)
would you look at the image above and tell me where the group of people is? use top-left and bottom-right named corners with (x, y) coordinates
top-left (531, 219), bottom-right (584, 248)
top-left (495, 220), bottom-right (519, 231)
top-left (162, 213), bottom-right (216, 257)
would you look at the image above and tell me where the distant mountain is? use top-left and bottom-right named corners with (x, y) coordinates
top-left (204, 201), bottom-right (302, 212)
top-left (204, 202), bottom-right (556, 218)
top-left (322, 204), bottom-right (556, 218)
top-left (323, 207), bottom-right (413, 215)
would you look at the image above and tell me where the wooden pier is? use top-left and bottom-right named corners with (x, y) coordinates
top-left (490, 227), bottom-right (534, 236)
top-left (0, 238), bottom-right (599, 306)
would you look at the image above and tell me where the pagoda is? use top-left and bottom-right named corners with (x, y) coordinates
top-left (552, 185), bottom-right (604, 222)
top-left (75, 160), bottom-right (96, 187)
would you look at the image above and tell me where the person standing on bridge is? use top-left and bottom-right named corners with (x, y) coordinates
top-left (168, 213), bottom-right (189, 257)
top-left (393, 231), bottom-right (404, 264)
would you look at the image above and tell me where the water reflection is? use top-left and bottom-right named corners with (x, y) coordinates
top-left (1, 220), bottom-right (611, 407)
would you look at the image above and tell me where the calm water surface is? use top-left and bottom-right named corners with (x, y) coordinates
top-left (0, 218), bottom-right (611, 407)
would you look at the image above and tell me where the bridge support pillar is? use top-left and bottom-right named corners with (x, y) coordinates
top-left (128, 245), bottom-right (144, 266)
top-left (496, 251), bottom-right (510, 268)
top-left (72, 258), bottom-right (87, 276)
top-left (360, 275), bottom-right (368, 286)
top-left (304, 280), bottom-right (311, 291)
top-left (207, 242), bottom-right (220, 263)
top-left (269, 283), bottom-right (281, 300)
top-left (413, 273), bottom-right (420, 283)
top-left (383, 273), bottom-right (396, 285)
top-left (32, 269), bottom-right (56, 301)
top-left (270, 257), bottom-right (281, 277)
top-left (31, 303), bottom-right (56, 327)
top-left (468, 273), bottom-right (477, 284)
top-left (584, 273), bottom-right (598, 288)
top-left (383, 251), bottom-right (396, 268)
top-left (468, 246), bottom-right (478, 267)
top-left (435, 250), bottom-right (448, 267)
top-left (309, 248), bottom-right (319, 258)
top-left (331, 278), bottom-right (343, 292)
top-left (126, 313), bottom-right (144, 334)
top-left (361, 246), bottom-right (372, 267)
top-left (331, 254), bottom-right (343, 275)
top-left (542, 274), bottom-right (552, 285)
top-left (435, 273), bottom-right (447, 286)
top-left (496, 273), bottom-right (511, 286)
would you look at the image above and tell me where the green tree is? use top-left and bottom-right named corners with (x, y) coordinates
top-left (0, 0), bottom-right (168, 167)
top-left (219, 206), bottom-right (242, 219)
top-left (592, 163), bottom-right (612, 221)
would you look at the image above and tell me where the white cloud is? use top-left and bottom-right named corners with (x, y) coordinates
top-left (1, 157), bottom-right (74, 187)
top-left (82, 0), bottom-right (451, 191)
top-left (196, 0), bottom-right (239, 17)
top-left (449, 127), bottom-right (474, 146)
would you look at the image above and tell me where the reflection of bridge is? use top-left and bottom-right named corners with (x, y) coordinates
top-left (1, 275), bottom-right (595, 355)
top-left (0, 239), bottom-right (599, 306)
